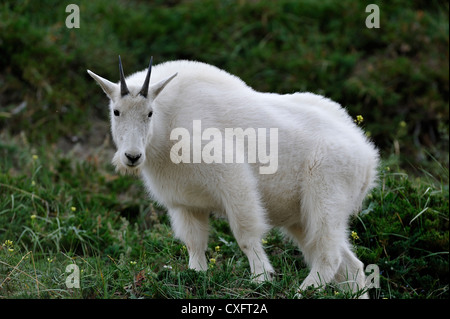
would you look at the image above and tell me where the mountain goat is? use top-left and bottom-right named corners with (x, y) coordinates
top-left (87, 56), bottom-right (379, 298)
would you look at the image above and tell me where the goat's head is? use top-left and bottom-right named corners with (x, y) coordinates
top-left (87, 56), bottom-right (177, 174)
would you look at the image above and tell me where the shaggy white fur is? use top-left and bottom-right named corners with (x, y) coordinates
top-left (88, 59), bottom-right (379, 298)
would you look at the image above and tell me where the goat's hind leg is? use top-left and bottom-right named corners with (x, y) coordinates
top-left (334, 244), bottom-right (369, 298)
top-left (287, 208), bottom-right (368, 297)
top-left (168, 207), bottom-right (209, 271)
top-left (287, 222), bottom-right (344, 292)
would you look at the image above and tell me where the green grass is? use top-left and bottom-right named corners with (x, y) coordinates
top-left (0, 0), bottom-right (448, 299)
top-left (0, 134), bottom-right (448, 299)
top-left (1, 0), bottom-right (448, 173)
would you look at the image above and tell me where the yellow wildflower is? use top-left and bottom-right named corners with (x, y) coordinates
top-left (354, 115), bottom-right (364, 125)
top-left (351, 231), bottom-right (359, 240)
top-left (3, 240), bottom-right (13, 247)
top-left (215, 245), bottom-right (221, 252)
top-left (3, 240), bottom-right (14, 252)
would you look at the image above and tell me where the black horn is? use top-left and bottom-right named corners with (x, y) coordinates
top-left (139, 56), bottom-right (153, 98)
top-left (119, 55), bottom-right (129, 96)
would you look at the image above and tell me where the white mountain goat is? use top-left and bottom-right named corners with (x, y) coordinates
top-left (87, 57), bottom-right (379, 298)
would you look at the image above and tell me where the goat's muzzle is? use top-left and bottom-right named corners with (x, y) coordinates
top-left (112, 150), bottom-right (144, 176)
top-left (125, 152), bottom-right (142, 166)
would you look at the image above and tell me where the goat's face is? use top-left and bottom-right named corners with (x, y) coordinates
top-left (109, 95), bottom-right (151, 174)
top-left (87, 57), bottom-right (177, 174)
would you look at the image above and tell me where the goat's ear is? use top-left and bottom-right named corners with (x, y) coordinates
top-left (87, 70), bottom-right (118, 100)
top-left (149, 73), bottom-right (178, 100)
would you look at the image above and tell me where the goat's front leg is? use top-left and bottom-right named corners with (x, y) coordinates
top-left (168, 207), bottom-right (209, 271)
top-left (220, 188), bottom-right (274, 282)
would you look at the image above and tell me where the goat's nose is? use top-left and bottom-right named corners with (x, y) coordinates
top-left (125, 152), bottom-right (142, 165)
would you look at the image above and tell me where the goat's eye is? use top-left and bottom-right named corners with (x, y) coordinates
top-left (113, 110), bottom-right (120, 116)
top-left (148, 111), bottom-right (153, 118)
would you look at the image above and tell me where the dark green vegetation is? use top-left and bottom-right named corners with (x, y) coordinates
top-left (0, 0), bottom-right (448, 299)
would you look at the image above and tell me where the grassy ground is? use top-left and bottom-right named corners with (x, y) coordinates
top-left (0, 129), bottom-right (448, 299)
top-left (0, 0), bottom-right (448, 299)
